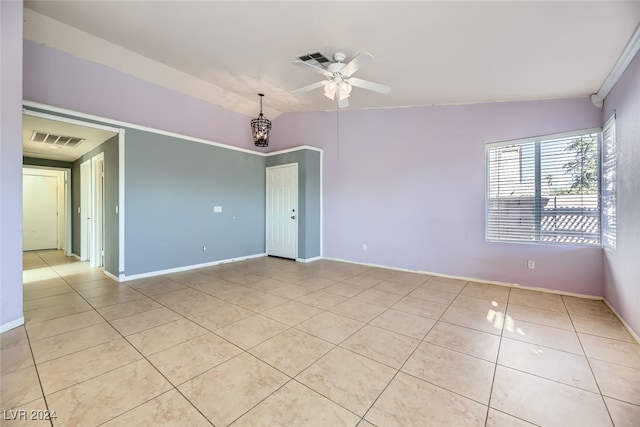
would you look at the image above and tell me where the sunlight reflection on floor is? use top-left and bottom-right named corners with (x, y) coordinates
top-left (487, 303), bottom-right (525, 336)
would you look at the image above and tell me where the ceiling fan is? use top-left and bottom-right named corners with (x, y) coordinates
top-left (292, 52), bottom-right (391, 108)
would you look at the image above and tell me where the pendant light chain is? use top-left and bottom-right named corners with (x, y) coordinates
top-left (336, 103), bottom-right (340, 159)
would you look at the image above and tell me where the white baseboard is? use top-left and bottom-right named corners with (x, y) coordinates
top-left (297, 256), bottom-right (322, 263)
top-left (123, 253), bottom-right (267, 281)
top-left (1, 317), bottom-right (25, 334)
top-left (603, 299), bottom-right (640, 344)
top-left (322, 257), bottom-right (640, 338)
top-left (104, 270), bottom-right (122, 282)
top-left (321, 257), bottom-right (603, 301)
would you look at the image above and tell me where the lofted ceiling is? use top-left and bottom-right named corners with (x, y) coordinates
top-left (23, 1), bottom-right (640, 118)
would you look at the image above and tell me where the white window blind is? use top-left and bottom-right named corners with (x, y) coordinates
top-left (601, 115), bottom-right (617, 250)
top-left (487, 130), bottom-right (600, 245)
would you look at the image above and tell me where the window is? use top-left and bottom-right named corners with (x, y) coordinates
top-left (601, 115), bottom-right (616, 250)
top-left (486, 129), bottom-right (601, 246)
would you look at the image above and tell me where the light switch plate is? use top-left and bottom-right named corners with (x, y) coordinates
top-left (214, 206), bottom-right (222, 213)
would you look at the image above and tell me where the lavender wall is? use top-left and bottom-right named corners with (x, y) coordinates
top-left (23, 41), bottom-right (256, 151)
top-left (270, 98), bottom-right (604, 295)
top-left (1, 1), bottom-right (24, 330)
top-left (603, 50), bottom-right (640, 336)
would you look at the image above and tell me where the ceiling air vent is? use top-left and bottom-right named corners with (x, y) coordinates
top-left (296, 52), bottom-right (331, 68)
top-left (31, 131), bottom-right (84, 148)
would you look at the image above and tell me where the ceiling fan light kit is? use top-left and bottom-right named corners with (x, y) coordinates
top-left (250, 93), bottom-right (271, 147)
top-left (292, 51), bottom-right (391, 108)
top-left (324, 78), bottom-right (352, 101)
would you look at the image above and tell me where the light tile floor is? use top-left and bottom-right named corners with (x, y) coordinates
top-left (1, 250), bottom-right (639, 426)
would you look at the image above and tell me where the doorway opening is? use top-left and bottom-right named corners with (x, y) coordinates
top-left (22, 107), bottom-right (121, 276)
top-left (80, 153), bottom-right (106, 268)
top-left (22, 166), bottom-right (71, 255)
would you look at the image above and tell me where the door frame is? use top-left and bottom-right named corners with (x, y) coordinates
top-left (23, 107), bottom-right (124, 277)
top-left (91, 153), bottom-right (105, 268)
top-left (80, 159), bottom-right (91, 261)
top-left (265, 163), bottom-right (299, 260)
top-left (61, 169), bottom-right (71, 255)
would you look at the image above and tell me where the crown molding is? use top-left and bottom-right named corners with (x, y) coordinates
top-left (594, 23), bottom-right (640, 108)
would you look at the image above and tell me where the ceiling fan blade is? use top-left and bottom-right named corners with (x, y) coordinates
top-left (341, 52), bottom-right (374, 77)
top-left (348, 77), bottom-right (391, 94)
top-left (293, 60), bottom-right (333, 78)
top-left (338, 97), bottom-right (349, 109)
top-left (292, 80), bottom-right (327, 95)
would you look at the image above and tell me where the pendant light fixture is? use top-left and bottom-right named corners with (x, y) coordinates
top-left (251, 93), bottom-right (271, 147)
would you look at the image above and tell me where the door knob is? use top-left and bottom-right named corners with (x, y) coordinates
top-left (291, 215), bottom-right (296, 219)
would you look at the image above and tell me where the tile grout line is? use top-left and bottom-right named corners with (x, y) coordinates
top-left (483, 290), bottom-right (599, 426)
top-left (114, 272), bottom-right (344, 424)
top-left (19, 258), bottom-right (398, 425)
top-left (19, 251), bottom-right (56, 427)
top-left (290, 378), bottom-right (364, 424)
top-left (28, 252), bottom-right (216, 426)
top-left (563, 295), bottom-right (616, 426)
top-left (17, 252), bottom-right (638, 426)
top-left (482, 285), bottom-right (510, 427)
top-left (400, 296), bottom-right (620, 396)
top-left (280, 275), bottom-right (426, 425)
top-left (492, 364), bottom-right (614, 396)
top-left (78, 296), bottom-right (216, 425)
top-left (358, 277), bottom-right (468, 425)
top-left (224, 377), bottom-right (297, 426)
top-left (157, 266), bottom-right (380, 424)
top-left (158, 279), bottom-right (356, 422)
top-left (90, 283), bottom-right (238, 396)
top-left (92, 389), bottom-right (214, 427)
top-left (227, 273), bottom-right (431, 424)
top-left (117, 269), bottom-right (355, 386)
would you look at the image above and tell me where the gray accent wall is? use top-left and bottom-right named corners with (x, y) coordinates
top-left (22, 106), bottom-right (320, 279)
top-left (124, 130), bottom-right (266, 275)
top-left (266, 149), bottom-right (321, 259)
top-left (72, 134), bottom-right (119, 276)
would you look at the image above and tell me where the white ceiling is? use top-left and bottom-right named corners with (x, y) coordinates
top-left (23, 115), bottom-right (117, 162)
top-left (23, 1), bottom-right (640, 118)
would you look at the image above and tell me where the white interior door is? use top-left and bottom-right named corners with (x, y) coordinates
top-left (80, 160), bottom-right (91, 261)
top-left (266, 163), bottom-right (298, 259)
top-left (23, 172), bottom-right (58, 251)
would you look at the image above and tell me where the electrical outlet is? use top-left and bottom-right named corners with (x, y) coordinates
top-left (203, 246), bottom-right (207, 252)
top-left (362, 244), bottom-right (367, 251)
top-left (527, 260), bottom-right (535, 269)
